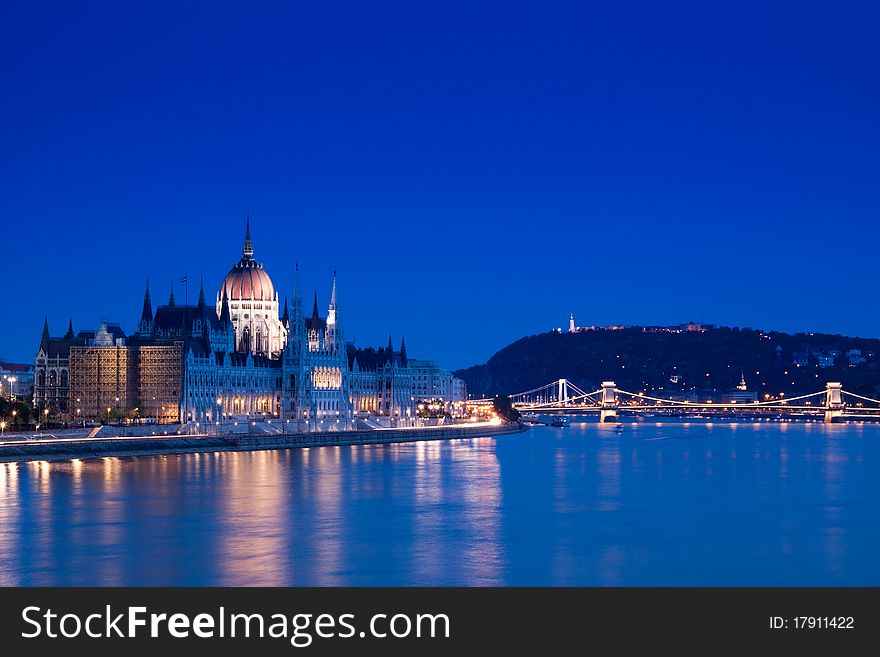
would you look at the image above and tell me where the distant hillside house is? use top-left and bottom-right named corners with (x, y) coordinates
top-left (847, 349), bottom-right (867, 365)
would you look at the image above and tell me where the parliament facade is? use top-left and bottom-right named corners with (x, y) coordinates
top-left (33, 221), bottom-right (460, 431)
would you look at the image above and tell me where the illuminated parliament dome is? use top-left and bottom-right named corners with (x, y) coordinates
top-left (222, 219), bottom-right (276, 301)
top-left (216, 218), bottom-right (287, 356)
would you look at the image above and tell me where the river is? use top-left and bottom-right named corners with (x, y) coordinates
top-left (0, 421), bottom-right (877, 585)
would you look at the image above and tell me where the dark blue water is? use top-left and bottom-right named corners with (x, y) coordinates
top-left (1, 422), bottom-right (878, 586)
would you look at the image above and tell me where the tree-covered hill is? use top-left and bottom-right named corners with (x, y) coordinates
top-left (454, 327), bottom-right (880, 399)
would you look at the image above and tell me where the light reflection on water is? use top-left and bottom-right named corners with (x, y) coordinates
top-left (0, 422), bottom-right (878, 586)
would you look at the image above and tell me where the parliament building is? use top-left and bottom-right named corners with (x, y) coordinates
top-left (33, 221), bottom-right (457, 431)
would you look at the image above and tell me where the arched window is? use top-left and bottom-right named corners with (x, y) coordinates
top-left (48, 370), bottom-right (57, 387)
top-left (256, 329), bottom-right (263, 354)
top-left (38, 371), bottom-right (46, 387)
top-left (60, 370), bottom-right (68, 387)
top-left (241, 326), bottom-right (251, 353)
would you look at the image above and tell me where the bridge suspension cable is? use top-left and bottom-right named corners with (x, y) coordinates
top-left (731, 389), bottom-right (826, 407)
top-left (605, 388), bottom-right (828, 408)
top-left (508, 383), bottom-right (557, 398)
top-left (841, 390), bottom-right (880, 406)
top-left (614, 390), bottom-right (700, 406)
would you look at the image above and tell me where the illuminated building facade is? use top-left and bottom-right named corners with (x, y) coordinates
top-left (0, 362), bottom-right (34, 401)
top-left (34, 221), bottom-right (448, 431)
top-left (68, 336), bottom-right (134, 422)
top-left (721, 372), bottom-right (759, 404)
top-left (133, 282), bottom-right (279, 425)
top-left (34, 317), bottom-right (103, 416)
top-left (346, 337), bottom-right (415, 423)
top-left (279, 267), bottom-right (352, 431)
top-left (408, 358), bottom-right (468, 415)
top-left (34, 222), bottom-right (352, 429)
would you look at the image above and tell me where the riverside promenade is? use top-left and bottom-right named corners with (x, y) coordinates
top-left (0, 421), bottom-right (526, 463)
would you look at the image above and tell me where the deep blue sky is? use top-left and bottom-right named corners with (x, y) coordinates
top-left (1, 1), bottom-right (878, 369)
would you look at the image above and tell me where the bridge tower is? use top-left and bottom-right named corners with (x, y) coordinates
top-left (824, 382), bottom-right (844, 423)
top-left (600, 381), bottom-right (618, 423)
top-left (558, 379), bottom-right (569, 406)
